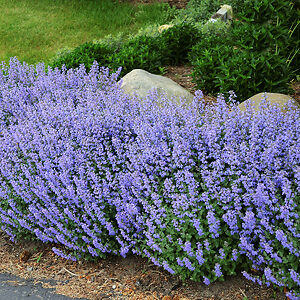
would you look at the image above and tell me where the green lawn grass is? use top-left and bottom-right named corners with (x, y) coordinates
top-left (0, 0), bottom-right (174, 66)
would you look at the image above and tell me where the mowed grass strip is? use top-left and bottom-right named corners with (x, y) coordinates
top-left (0, 0), bottom-right (172, 65)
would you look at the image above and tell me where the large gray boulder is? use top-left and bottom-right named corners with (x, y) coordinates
top-left (117, 69), bottom-right (195, 105)
top-left (238, 92), bottom-right (300, 113)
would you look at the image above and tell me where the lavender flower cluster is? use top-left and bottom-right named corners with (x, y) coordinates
top-left (0, 58), bottom-right (299, 299)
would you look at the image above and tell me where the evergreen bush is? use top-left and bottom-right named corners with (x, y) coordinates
top-left (48, 42), bottom-right (115, 72)
top-left (159, 21), bottom-right (202, 65)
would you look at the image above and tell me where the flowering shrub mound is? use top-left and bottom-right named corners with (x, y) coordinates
top-left (0, 58), bottom-right (299, 299)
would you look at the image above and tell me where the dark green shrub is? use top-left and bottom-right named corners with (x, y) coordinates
top-left (188, 38), bottom-right (291, 101)
top-left (49, 42), bottom-right (116, 72)
top-left (219, 49), bottom-right (290, 99)
top-left (105, 34), bottom-right (167, 78)
top-left (105, 21), bottom-right (203, 77)
top-left (159, 21), bottom-right (202, 65)
top-left (93, 32), bottom-right (132, 55)
top-left (187, 25), bottom-right (232, 95)
top-left (236, 0), bottom-right (299, 76)
top-left (231, 21), bottom-right (281, 52)
top-left (187, 35), bottom-right (233, 96)
top-left (237, 0), bottom-right (295, 24)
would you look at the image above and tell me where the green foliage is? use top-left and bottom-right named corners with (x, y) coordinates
top-left (125, 23), bottom-right (162, 40)
top-left (48, 42), bottom-right (116, 71)
top-left (199, 19), bottom-right (231, 36)
top-left (172, 0), bottom-right (243, 25)
top-left (236, 0), bottom-right (299, 75)
top-left (186, 0), bottom-right (298, 101)
top-left (159, 21), bottom-right (202, 65)
top-left (189, 34), bottom-right (291, 101)
top-left (188, 42), bottom-right (232, 96)
top-left (237, 0), bottom-right (295, 24)
top-left (105, 34), bottom-right (167, 78)
top-left (93, 31), bottom-right (132, 54)
top-left (153, 1), bottom-right (182, 25)
top-left (173, 0), bottom-right (223, 24)
top-left (49, 31), bottom-right (168, 77)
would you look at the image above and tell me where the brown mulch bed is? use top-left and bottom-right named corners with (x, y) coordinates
top-left (0, 229), bottom-right (287, 300)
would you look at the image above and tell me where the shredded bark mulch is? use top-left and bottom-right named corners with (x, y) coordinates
top-left (0, 229), bottom-right (287, 300)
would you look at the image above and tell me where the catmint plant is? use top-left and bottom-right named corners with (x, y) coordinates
top-left (0, 57), bottom-right (299, 299)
